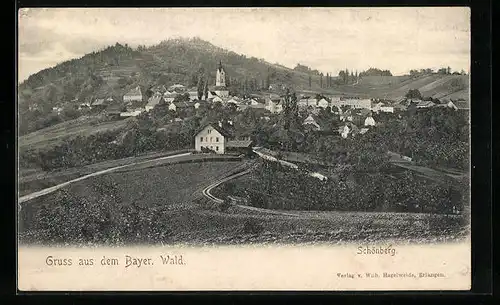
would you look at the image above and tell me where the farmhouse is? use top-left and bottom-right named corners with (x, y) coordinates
top-left (123, 86), bottom-right (143, 103)
top-left (194, 122), bottom-right (253, 155)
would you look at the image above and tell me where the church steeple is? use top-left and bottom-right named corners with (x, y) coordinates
top-left (216, 60), bottom-right (226, 87)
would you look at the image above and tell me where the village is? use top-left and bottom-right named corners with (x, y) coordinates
top-left (46, 60), bottom-right (468, 158)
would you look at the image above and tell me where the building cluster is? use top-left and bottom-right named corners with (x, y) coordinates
top-left (42, 59), bottom-right (470, 154)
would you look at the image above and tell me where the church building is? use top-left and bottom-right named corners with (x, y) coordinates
top-left (213, 60), bottom-right (230, 98)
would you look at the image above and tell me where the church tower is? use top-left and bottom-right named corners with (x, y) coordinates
top-left (216, 60), bottom-right (226, 87)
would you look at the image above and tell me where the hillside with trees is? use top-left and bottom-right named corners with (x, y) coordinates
top-left (18, 38), bottom-right (325, 135)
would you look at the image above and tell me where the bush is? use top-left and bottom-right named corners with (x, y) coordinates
top-left (241, 219), bottom-right (264, 235)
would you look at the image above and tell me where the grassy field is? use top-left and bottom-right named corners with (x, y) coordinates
top-left (17, 151), bottom-right (241, 197)
top-left (320, 74), bottom-right (469, 101)
top-left (19, 115), bottom-right (131, 151)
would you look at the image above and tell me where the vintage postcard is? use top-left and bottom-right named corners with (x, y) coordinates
top-left (17, 7), bottom-right (471, 291)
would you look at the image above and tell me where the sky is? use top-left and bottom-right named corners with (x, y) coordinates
top-left (18, 7), bottom-right (470, 83)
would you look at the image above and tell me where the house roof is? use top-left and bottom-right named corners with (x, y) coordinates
top-left (169, 84), bottom-right (185, 89)
top-left (249, 103), bottom-right (266, 109)
top-left (146, 95), bottom-right (164, 107)
top-left (226, 140), bottom-right (253, 148)
top-left (195, 123), bottom-right (232, 138)
top-left (416, 100), bottom-right (435, 108)
top-left (92, 98), bottom-right (106, 106)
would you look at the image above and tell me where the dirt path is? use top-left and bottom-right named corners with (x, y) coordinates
top-left (18, 152), bottom-right (192, 204)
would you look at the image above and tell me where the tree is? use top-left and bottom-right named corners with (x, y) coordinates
top-left (197, 77), bottom-right (204, 101)
top-left (320, 73), bottom-right (323, 88)
top-left (191, 74), bottom-right (198, 87)
top-left (338, 70), bottom-right (347, 85)
top-left (308, 75), bottom-right (312, 88)
top-left (405, 89), bottom-right (423, 99)
top-left (203, 78), bottom-right (209, 100)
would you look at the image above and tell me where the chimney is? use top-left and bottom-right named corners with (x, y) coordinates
top-left (218, 121), bottom-right (222, 128)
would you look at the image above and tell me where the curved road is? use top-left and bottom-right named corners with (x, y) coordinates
top-left (18, 152), bottom-right (192, 204)
top-left (201, 161), bottom-right (300, 218)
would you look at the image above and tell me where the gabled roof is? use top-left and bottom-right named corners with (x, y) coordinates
top-left (415, 100), bottom-right (435, 108)
top-left (195, 123), bottom-right (232, 138)
top-left (146, 95), bottom-right (164, 107)
top-left (226, 140), bottom-right (253, 148)
top-left (169, 84), bottom-right (185, 89)
top-left (92, 98), bottom-right (106, 106)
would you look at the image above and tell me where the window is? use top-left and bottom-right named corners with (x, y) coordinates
top-left (216, 146), bottom-right (219, 151)
top-left (207, 129), bottom-right (211, 134)
top-left (210, 146), bottom-right (213, 150)
top-left (216, 137), bottom-right (219, 142)
top-left (200, 137), bottom-right (203, 142)
top-left (210, 137), bottom-right (213, 142)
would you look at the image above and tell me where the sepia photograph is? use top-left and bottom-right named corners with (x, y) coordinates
top-left (17, 7), bottom-right (471, 291)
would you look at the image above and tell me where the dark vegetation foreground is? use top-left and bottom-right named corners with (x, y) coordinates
top-left (18, 160), bottom-right (468, 246)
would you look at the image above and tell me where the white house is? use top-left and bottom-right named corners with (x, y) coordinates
top-left (194, 123), bottom-right (230, 154)
top-left (248, 98), bottom-right (259, 106)
top-left (364, 116), bottom-right (376, 126)
top-left (340, 125), bottom-right (350, 138)
top-left (225, 97), bottom-right (239, 105)
top-left (123, 86), bottom-right (143, 103)
top-left (303, 114), bottom-right (321, 130)
top-left (380, 106), bottom-right (394, 113)
top-left (212, 96), bottom-right (223, 103)
top-left (317, 98), bottom-right (329, 109)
